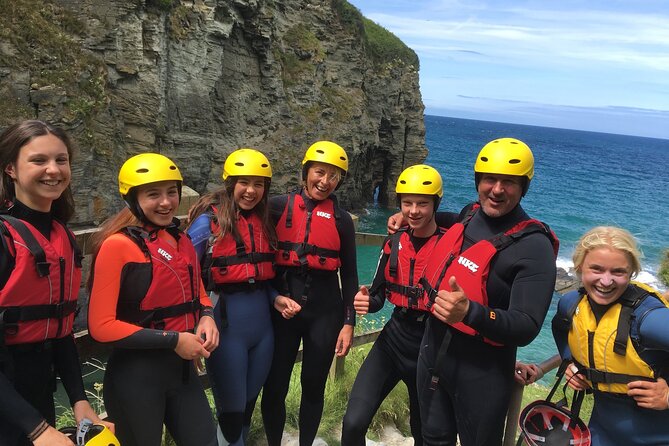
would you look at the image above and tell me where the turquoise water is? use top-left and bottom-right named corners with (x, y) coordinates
top-left (355, 115), bottom-right (669, 373)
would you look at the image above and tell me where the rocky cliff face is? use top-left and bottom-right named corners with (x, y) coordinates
top-left (0, 0), bottom-right (426, 224)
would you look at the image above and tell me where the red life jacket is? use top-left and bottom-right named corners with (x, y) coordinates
top-left (275, 191), bottom-right (341, 271)
top-left (203, 208), bottom-right (275, 288)
top-left (0, 215), bottom-right (83, 345)
top-left (116, 226), bottom-right (201, 332)
top-left (420, 205), bottom-right (559, 345)
top-left (383, 228), bottom-right (445, 311)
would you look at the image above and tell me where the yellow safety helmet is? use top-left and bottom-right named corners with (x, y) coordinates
top-left (222, 148), bottom-right (272, 180)
top-left (395, 164), bottom-right (443, 198)
top-left (302, 140), bottom-right (349, 173)
top-left (118, 153), bottom-right (183, 196)
top-left (474, 138), bottom-right (534, 195)
top-left (474, 138), bottom-right (534, 180)
top-left (60, 419), bottom-right (120, 446)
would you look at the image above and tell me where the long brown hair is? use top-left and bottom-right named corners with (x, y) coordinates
top-left (0, 120), bottom-right (76, 222)
top-left (86, 207), bottom-right (140, 291)
top-left (187, 177), bottom-right (277, 248)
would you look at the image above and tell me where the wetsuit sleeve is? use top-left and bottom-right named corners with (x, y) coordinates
top-left (367, 242), bottom-right (390, 313)
top-left (338, 211), bottom-right (359, 326)
top-left (463, 232), bottom-right (557, 346)
top-left (52, 335), bottom-right (88, 407)
top-left (0, 372), bottom-right (46, 438)
top-left (435, 211), bottom-right (460, 228)
top-left (187, 213), bottom-right (212, 261)
top-left (269, 194), bottom-right (288, 225)
top-left (87, 234), bottom-right (178, 349)
top-left (637, 305), bottom-right (669, 351)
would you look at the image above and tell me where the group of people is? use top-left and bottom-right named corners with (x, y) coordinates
top-left (0, 119), bottom-right (667, 446)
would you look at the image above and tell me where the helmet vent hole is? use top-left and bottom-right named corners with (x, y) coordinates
top-left (509, 159), bottom-right (521, 164)
top-left (480, 157), bottom-right (488, 162)
top-left (423, 181), bottom-right (433, 186)
top-left (136, 168), bottom-right (149, 173)
top-left (399, 180), bottom-right (406, 185)
top-left (340, 156), bottom-right (347, 161)
top-left (261, 163), bottom-right (268, 168)
top-left (235, 162), bottom-right (244, 167)
top-left (316, 149), bottom-right (325, 155)
top-left (169, 166), bottom-right (177, 170)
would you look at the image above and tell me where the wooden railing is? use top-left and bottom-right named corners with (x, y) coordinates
top-left (69, 226), bottom-right (563, 445)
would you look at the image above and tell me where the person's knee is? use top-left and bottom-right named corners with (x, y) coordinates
top-left (341, 398), bottom-right (375, 442)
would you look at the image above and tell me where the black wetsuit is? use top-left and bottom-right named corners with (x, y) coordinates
top-left (418, 204), bottom-right (556, 446)
top-left (0, 201), bottom-right (87, 446)
top-left (342, 228), bottom-right (451, 446)
top-left (261, 191), bottom-right (358, 446)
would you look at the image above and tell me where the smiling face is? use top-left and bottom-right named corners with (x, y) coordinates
top-left (135, 180), bottom-right (180, 227)
top-left (580, 246), bottom-right (633, 305)
top-left (4, 133), bottom-right (71, 212)
top-left (233, 175), bottom-right (266, 211)
top-left (477, 173), bottom-right (523, 218)
top-left (304, 161), bottom-right (342, 201)
top-left (400, 194), bottom-right (436, 237)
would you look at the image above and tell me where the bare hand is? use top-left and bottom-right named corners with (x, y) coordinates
top-left (514, 361), bottom-right (543, 386)
top-left (564, 362), bottom-right (591, 391)
top-left (274, 295), bottom-right (302, 319)
top-left (335, 324), bottom-right (354, 357)
top-left (627, 377), bottom-right (669, 410)
top-left (196, 315), bottom-right (219, 352)
top-left (387, 211), bottom-right (405, 234)
top-left (175, 332), bottom-right (210, 360)
top-left (33, 426), bottom-right (75, 446)
top-left (72, 400), bottom-right (115, 434)
top-left (353, 286), bottom-right (371, 315)
top-left (430, 276), bottom-right (470, 324)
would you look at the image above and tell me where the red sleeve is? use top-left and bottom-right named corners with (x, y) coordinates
top-left (87, 233), bottom-right (144, 342)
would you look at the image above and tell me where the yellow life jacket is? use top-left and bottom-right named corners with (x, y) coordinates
top-left (567, 281), bottom-right (669, 394)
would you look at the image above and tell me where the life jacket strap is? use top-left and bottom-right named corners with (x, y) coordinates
top-left (117, 298), bottom-right (201, 328)
top-left (385, 282), bottom-right (425, 307)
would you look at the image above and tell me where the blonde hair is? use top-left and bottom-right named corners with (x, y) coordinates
top-left (572, 226), bottom-right (642, 278)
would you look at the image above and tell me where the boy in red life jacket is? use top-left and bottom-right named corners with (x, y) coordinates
top-left (341, 165), bottom-right (447, 446)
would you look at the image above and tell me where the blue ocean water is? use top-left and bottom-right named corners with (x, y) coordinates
top-left (356, 115), bottom-right (669, 368)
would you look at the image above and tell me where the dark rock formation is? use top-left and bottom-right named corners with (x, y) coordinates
top-left (0, 0), bottom-right (426, 225)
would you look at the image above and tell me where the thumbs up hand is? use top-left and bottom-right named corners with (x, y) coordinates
top-left (354, 285), bottom-right (371, 315)
top-left (431, 276), bottom-right (470, 324)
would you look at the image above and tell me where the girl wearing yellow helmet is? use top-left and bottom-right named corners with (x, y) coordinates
top-left (261, 141), bottom-right (359, 446)
top-left (0, 121), bottom-right (112, 446)
top-left (87, 153), bottom-right (218, 446)
top-left (187, 148), bottom-right (300, 446)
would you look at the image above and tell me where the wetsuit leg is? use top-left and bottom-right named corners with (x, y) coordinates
top-left (261, 313), bottom-right (303, 446)
top-left (342, 340), bottom-right (401, 446)
top-left (103, 350), bottom-right (167, 446)
top-left (164, 362), bottom-right (217, 446)
top-left (416, 350), bottom-right (457, 446)
top-left (298, 300), bottom-right (343, 446)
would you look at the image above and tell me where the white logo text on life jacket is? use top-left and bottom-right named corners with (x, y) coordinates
top-left (458, 255), bottom-right (479, 273)
top-left (316, 211), bottom-right (332, 219)
top-left (158, 248), bottom-right (173, 261)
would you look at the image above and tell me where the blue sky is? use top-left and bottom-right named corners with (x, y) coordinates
top-left (348, 0), bottom-right (669, 139)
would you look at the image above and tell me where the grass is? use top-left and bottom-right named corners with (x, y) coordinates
top-left (659, 249), bottom-right (669, 288)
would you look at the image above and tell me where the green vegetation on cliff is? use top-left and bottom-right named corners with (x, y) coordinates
top-left (332, 0), bottom-right (419, 69)
top-left (0, 0), bottom-right (109, 126)
top-left (660, 249), bottom-right (669, 287)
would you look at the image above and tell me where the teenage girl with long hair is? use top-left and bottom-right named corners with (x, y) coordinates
top-left (0, 120), bottom-right (111, 446)
top-left (187, 148), bottom-right (300, 445)
top-left (87, 153), bottom-right (219, 446)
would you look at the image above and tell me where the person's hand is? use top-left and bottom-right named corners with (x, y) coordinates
top-left (33, 425), bottom-right (75, 446)
top-left (274, 295), bottom-right (302, 319)
top-left (335, 324), bottom-right (354, 357)
top-left (564, 362), bottom-right (591, 391)
top-left (514, 361), bottom-right (544, 385)
top-left (175, 332), bottom-right (210, 360)
top-left (387, 212), bottom-right (406, 234)
top-left (72, 400), bottom-right (115, 433)
top-left (430, 277), bottom-right (469, 324)
top-left (353, 286), bottom-right (371, 315)
top-left (196, 315), bottom-right (219, 352)
top-left (627, 377), bottom-right (669, 410)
